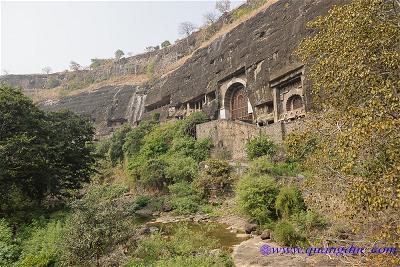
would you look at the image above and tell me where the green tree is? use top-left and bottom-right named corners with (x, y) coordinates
top-left (69, 61), bottom-right (81, 71)
top-left (0, 86), bottom-right (96, 213)
top-left (115, 49), bottom-right (124, 60)
top-left (161, 40), bottom-right (171, 48)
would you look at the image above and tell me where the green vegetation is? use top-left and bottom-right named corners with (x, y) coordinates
top-left (273, 220), bottom-right (303, 247)
top-left (168, 182), bottom-right (203, 215)
top-left (275, 186), bottom-right (306, 219)
top-left (236, 174), bottom-right (278, 224)
top-left (0, 219), bottom-right (19, 266)
top-left (237, 135), bottom-right (324, 247)
top-left (63, 184), bottom-right (136, 266)
top-left (195, 159), bottom-right (235, 199)
top-left (115, 49), bottom-right (125, 60)
top-left (90, 58), bottom-right (108, 69)
top-left (248, 156), bottom-right (300, 177)
top-left (125, 224), bottom-right (233, 267)
top-left (17, 220), bottom-right (64, 267)
top-left (146, 59), bottom-right (156, 79)
top-left (246, 135), bottom-right (277, 160)
top-left (0, 85), bottom-right (96, 217)
top-left (161, 40), bottom-right (171, 48)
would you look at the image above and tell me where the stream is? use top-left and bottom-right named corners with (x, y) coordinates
top-left (134, 214), bottom-right (249, 250)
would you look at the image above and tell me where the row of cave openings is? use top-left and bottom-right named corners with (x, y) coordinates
top-left (144, 78), bottom-right (304, 124)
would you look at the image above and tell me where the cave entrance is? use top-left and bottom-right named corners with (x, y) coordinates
top-left (225, 82), bottom-right (252, 122)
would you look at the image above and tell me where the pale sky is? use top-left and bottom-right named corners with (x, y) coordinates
top-left (1, 0), bottom-right (244, 74)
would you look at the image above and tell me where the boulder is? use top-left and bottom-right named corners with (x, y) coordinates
top-left (245, 223), bottom-right (258, 234)
top-left (260, 230), bottom-right (271, 240)
top-left (138, 227), bottom-right (150, 235)
top-left (162, 203), bottom-right (173, 212)
top-left (149, 226), bottom-right (159, 234)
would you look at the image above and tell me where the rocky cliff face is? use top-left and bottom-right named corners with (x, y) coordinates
top-left (0, 0), bottom-right (346, 135)
top-left (143, 0), bottom-right (346, 120)
top-left (40, 85), bottom-right (147, 136)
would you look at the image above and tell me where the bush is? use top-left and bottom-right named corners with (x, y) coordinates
top-left (131, 195), bottom-right (151, 211)
top-left (248, 156), bottom-right (300, 177)
top-left (246, 135), bottom-right (277, 160)
top-left (125, 223), bottom-right (233, 267)
top-left (168, 182), bottom-right (203, 214)
top-left (171, 136), bottom-right (212, 162)
top-left (0, 219), bottom-right (19, 267)
top-left (62, 184), bottom-right (136, 266)
top-left (161, 40), bottom-right (171, 48)
top-left (273, 220), bottom-right (302, 247)
top-left (123, 120), bottom-right (156, 157)
top-left (108, 125), bottom-right (132, 166)
top-left (96, 138), bottom-right (111, 158)
top-left (17, 220), bottom-right (64, 267)
top-left (195, 159), bottom-right (234, 199)
top-left (165, 155), bottom-right (198, 183)
top-left (180, 112), bottom-right (209, 138)
top-left (236, 174), bottom-right (278, 224)
top-left (275, 186), bottom-right (306, 219)
top-left (291, 210), bottom-right (327, 236)
top-left (139, 158), bottom-right (168, 190)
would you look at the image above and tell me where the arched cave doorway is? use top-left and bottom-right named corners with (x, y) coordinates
top-left (286, 95), bottom-right (303, 111)
top-left (225, 82), bottom-right (252, 121)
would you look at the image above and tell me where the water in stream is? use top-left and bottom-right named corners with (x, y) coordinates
top-left (147, 221), bottom-right (248, 250)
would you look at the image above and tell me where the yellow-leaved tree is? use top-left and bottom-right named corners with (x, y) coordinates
top-left (286, 0), bottom-right (400, 263)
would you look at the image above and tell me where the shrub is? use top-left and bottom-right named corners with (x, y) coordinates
top-left (248, 156), bottom-right (300, 177)
top-left (45, 76), bottom-right (60, 88)
top-left (236, 174), bottom-right (278, 224)
top-left (141, 122), bottom-right (177, 158)
top-left (0, 219), bottom-right (19, 267)
top-left (125, 223), bottom-right (232, 267)
top-left (131, 195), bottom-right (151, 211)
top-left (246, 135), bottom-right (277, 160)
top-left (180, 112), bottom-right (209, 138)
top-left (165, 155), bottom-right (198, 183)
top-left (96, 138), bottom-right (111, 158)
top-left (108, 125), bottom-right (132, 165)
top-left (171, 136), bottom-right (212, 162)
top-left (291, 210), bottom-right (327, 236)
top-left (123, 120), bottom-right (156, 157)
top-left (146, 60), bottom-right (156, 79)
top-left (139, 158), bottom-right (168, 190)
top-left (161, 40), bottom-right (171, 48)
top-left (62, 184), bottom-right (136, 266)
top-left (168, 182), bottom-right (203, 214)
top-left (275, 186), bottom-right (306, 219)
top-left (203, 159), bottom-right (231, 177)
top-left (195, 159), bottom-right (234, 199)
top-left (273, 220), bottom-right (302, 246)
top-left (17, 220), bottom-right (64, 267)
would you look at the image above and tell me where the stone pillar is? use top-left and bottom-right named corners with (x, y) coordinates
top-left (273, 87), bottom-right (279, 123)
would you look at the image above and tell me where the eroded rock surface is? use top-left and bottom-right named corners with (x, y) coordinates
top-left (40, 85), bottom-right (146, 136)
top-left (232, 237), bottom-right (340, 267)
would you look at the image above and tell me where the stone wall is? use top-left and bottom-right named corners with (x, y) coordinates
top-left (196, 119), bottom-right (302, 161)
